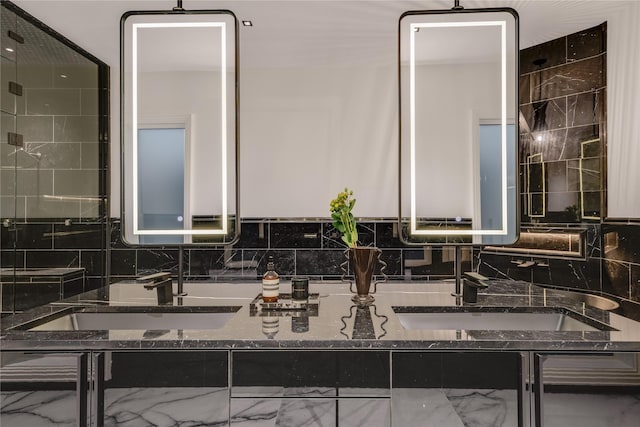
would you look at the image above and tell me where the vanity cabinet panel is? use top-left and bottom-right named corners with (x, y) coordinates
top-left (100, 351), bottom-right (230, 426)
top-left (231, 351), bottom-right (391, 426)
top-left (231, 351), bottom-right (390, 394)
top-left (392, 352), bottom-right (523, 427)
top-left (8, 349), bottom-right (640, 426)
top-left (535, 352), bottom-right (640, 427)
top-left (0, 351), bottom-right (90, 427)
top-left (107, 351), bottom-right (228, 388)
top-left (230, 397), bottom-right (391, 426)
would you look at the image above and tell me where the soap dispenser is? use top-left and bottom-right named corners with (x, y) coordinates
top-left (262, 256), bottom-right (280, 303)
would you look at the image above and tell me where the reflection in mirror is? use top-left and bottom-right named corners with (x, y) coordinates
top-left (399, 9), bottom-right (519, 245)
top-left (527, 153), bottom-right (545, 218)
top-left (580, 138), bottom-right (601, 220)
top-left (121, 11), bottom-right (238, 246)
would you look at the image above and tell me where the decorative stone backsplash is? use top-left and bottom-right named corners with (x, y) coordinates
top-left (109, 219), bottom-right (475, 283)
top-left (0, 220), bottom-right (106, 293)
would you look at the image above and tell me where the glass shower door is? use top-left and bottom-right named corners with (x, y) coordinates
top-left (0, 3), bottom-right (19, 314)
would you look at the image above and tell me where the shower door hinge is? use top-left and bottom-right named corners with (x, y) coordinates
top-left (8, 30), bottom-right (24, 44)
top-left (8, 81), bottom-right (22, 96)
top-left (7, 132), bottom-right (23, 147)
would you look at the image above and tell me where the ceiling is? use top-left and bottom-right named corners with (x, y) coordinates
top-left (10, 0), bottom-right (628, 70)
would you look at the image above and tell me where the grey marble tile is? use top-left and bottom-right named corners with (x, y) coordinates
top-left (53, 116), bottom-right (99, 143)
top-left (392, 388), bottom-right (465, 427)
top-left (543, 392), bottom-right (640, 427)
top-left (104, 387), bottom-right (229, 427)
top-left (445, 389), bottom-right (517, 427)
top-left (0, 390), bottom-right (77, 426)
top-left (231, 398), bottom-right (279, 426)
top-left (25, 88), bottom-right (81, 116)
top-left (52, 64), bottom-right (98, 89)
top-left (274, 399), bottom-right (335, 427)
top-left (53, 170), bottom-right (99, 197)
top-left (335, 398), bottom-right (390, 427)
top-left (16, 115), bottom-right (53, 142)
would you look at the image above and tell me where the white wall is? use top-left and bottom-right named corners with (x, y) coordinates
top-left (607, 1), bottom-right (640, 219)
top-left (240, 63), bottom-right (397, 218)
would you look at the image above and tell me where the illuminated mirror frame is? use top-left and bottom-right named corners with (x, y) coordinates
top-left (399, 8), bottom-right (519, 245)
top-left (121, 10), bottom-right (239, 246)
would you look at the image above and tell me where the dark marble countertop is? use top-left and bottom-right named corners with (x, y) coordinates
top-left (2, 280), bottom-right (640, 352)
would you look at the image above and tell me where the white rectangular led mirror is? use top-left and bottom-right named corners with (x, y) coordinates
top-left (121, 10), bottom-right (238, 246)
top-left (399, 8), bottom-right (519, 245)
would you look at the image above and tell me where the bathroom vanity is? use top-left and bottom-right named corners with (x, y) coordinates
top-left (2, 281), bottom-right (640, 426)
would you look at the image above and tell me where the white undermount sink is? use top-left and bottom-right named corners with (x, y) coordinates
top-left (24, 307), bottom-right (241, 331)
top-left (393, 307), bottom-right (615, 332)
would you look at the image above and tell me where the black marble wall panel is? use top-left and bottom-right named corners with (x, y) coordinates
top-left (0, 221), bottom-right (107, 307)
top-left (520, 37), bottom-right (567, 74)
top-left (233, 223), bottom-right (269, 248)
top-left (136, 248), bottom-right (180, 276)
top-left (602, 224), bottom-right (640, 301)
top-left (295, 249), bottom-right (346, 278)
top-left (109, 248), bottom-right (136, 278)
top-left (270, 223), bottom-right (322, 248)
top-left (567, 25), bottom-right (607, 61)
top-left (322, 222), bottom-right (375, 249)
top-left (247, 249), bottom-right (296, 278)
top-left (520, 23), bottom-right (606, 224)
top-left (186, 249), bottom-right (227, 278)
top-left (106, 220), bottom-right (477, 282)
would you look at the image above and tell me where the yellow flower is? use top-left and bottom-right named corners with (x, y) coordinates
top-left (329, 187), bottom-right (359, 247)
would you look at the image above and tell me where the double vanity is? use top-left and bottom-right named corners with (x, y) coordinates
top-left (3, 280), bottom-right (637, 349)
top-left (2, 280), bottom-right (640, 426)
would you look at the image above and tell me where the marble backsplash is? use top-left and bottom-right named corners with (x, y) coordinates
top-left (108, 219), bottom-right (474, 282)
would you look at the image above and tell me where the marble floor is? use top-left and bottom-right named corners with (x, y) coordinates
top-left (2, 387), bottom-right (640, 426)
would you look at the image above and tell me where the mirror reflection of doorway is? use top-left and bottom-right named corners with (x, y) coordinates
top-left (478, 123), bottom-right (516, 245)
top-left (137, 127), bottom-right (185, 244)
